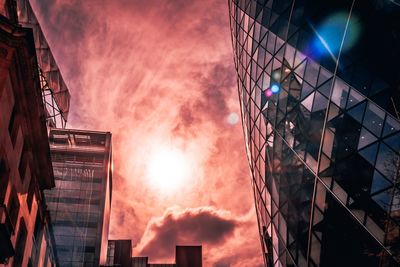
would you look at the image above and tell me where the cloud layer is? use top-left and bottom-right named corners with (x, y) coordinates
top-left (30, 0), bottom-right (263, 266)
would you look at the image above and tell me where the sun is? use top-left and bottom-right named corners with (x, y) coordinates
top-left (146, 148), bottom-right (191, 192)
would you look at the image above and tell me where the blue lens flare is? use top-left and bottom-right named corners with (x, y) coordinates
top-left (271, 84), bottom-right (280, 93)
top-left (309, 12), bottom-right (361, 60)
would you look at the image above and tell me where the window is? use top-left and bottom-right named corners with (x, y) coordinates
top-left (0, 158), bottom-right (8, 203)
top-left (13, 218), bottom-right (27, 267)
top-left (18, 141), bottom-right (28, 182)
top-left (8, 105), bottom-right (18, 146)
top-left (26, 177), bottom-right (35, 212)
top-left (8, 187), bottom-right (19, 229)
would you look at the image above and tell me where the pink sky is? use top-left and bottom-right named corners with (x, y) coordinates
top-left (31, 1), bottom-right (263, 266)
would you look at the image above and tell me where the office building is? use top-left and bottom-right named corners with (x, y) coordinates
top-left (46, 128), bottom-right (112, 266)
top-left (0, 1), bottom-right (57, 266)
top-left (229, 0), bottom-right (400, 266)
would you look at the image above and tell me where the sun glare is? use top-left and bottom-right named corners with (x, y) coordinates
top-left (146, 148), bottom-right (191, 192)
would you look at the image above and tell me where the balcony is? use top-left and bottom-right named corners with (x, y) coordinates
top-left (0, 203), bottom-right (15, 264)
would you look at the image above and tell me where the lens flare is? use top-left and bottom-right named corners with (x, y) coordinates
top-left (272, 71), bottom-right (281, 81)
top-left (227, 112), bottom-right (239, 125)
top-left (310, 12), bottom-right (361, 60)
top-left (265, 89), bottom-right (273, 97)
top-left (271, 84), bottom-right (280, 93)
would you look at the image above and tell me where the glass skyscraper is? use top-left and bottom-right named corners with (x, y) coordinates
top-left (45, 128), bottom-right (112, 266)
top-left (229, 0), bottom-right (400, 266)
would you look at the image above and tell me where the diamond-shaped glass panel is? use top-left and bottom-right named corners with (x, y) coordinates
top-left (347, 102), bottom-right (366, 123)
top-left (359, 143), bottom-right (379, 166)
top-left (346, 88), bottom-right (365, 109)
top-left (383, 115), bottom-right (400, 137)
top-left (370, 170), bottom-right (392, 195)
top-left (363, 102), bottom-right (385, 137)
top-left (358, 127), bottom-right (377, 150)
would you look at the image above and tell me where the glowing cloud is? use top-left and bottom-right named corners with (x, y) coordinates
top-left (146, 147), bottom-right (192, 193)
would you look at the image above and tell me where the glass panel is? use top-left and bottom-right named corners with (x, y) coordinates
top-left (363, 102), bottom-right (385, 137)
top-left (358, 127), bottom-right (377, 150)
top-left (301, 92), bottom-right (314, 112)
top-left (371, 189), bottom-right (392, 212)
top-left (347, 102), bottom-right (366, 123)
top-left (375, 143), bottom-right (399, 181)
top-left (359, 143), bottom-right (379, 166)
top-left (383, 132), bottom-right (400, 152)
top-left (317, 67), bottom-right (332, 87)
top-left (347, 88), bottom-right (365, 109)
top-left (331, 78), bottom-right (349, 108)
top-left (304, 60), bottom-right (319, 87)
top-left (370, 170), bottom-right (392, 195)
top-left (312, 92), bottom-right (328, 112)
top-left (383, 115), bottom-right (400, 137)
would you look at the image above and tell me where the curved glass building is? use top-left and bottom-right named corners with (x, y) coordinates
top-left (229, 0), bottom-right (400, 266)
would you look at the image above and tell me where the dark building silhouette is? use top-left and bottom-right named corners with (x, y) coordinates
top-left (229, 0), bottom-right (400, 266)
top-left (104, 241), bottom-right (202, 267)
top-left (0, 1), bottom-right (57, 266)
top-left (46, 128), bottom-right (112, 266)
top-left (106, 240), bottom-right (133, 267)
top-left (131, 256), bottom-right (149, 267)
top-left (175, 246), bottom-right (202, 267)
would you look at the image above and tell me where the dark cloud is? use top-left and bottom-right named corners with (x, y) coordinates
top-left (137, 206), bottom-right (238, 261)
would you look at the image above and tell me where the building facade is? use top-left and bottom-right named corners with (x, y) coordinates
top-left (0, 1), bottom-right (57, 266)
top-left (229, 0), bottom-right (400, 266)
top-left (16, 0), bottom-right (71, 129)
top-left (46, 129), bottom-right (112, 266)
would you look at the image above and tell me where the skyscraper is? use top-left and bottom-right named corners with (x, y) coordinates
top-left (45, 128), bottom-right (112, 266)
top-left (229, 0), bottom-right (400, 266)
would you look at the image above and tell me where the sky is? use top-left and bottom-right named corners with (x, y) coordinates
top-left (30, 1), bottom-right (263, 266)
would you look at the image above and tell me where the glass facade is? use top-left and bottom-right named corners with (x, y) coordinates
top-left (16, 0), bottom-right (71, 128)
top-left (229, 0), bottom-right (400, 266)
top-left (45, 129), bottom-right (112, 266)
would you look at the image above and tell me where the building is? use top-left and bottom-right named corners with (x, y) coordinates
top-left (175, 246), bottom-right (202, 267)
top-left (107, 240), bottom-right (133, 267)
top-left (46, 128), bottom-right (112, 266)
top-left (104, 241), bottom-right (201, 267)
top-left (229, 0), bottom-right (400, 266)
top-left (131, 257), bottom-right (149, 267)
top-left (0, 1), bottom-right (57, 266)
top-left (16, 0), bottom-right (71, 129)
